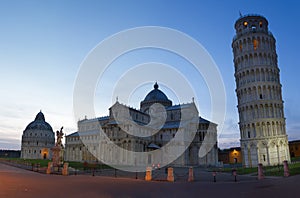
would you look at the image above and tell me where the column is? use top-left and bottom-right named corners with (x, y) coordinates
top-left (275, 145), bottom-right (279, 164)
top-left (266, 146), bottom-right (270, 166)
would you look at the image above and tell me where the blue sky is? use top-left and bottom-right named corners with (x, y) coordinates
top-left (0, 0), bottom-right (299, 149)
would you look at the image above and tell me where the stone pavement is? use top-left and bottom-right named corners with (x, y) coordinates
top-left (0, 163), bottom-right (299, 198)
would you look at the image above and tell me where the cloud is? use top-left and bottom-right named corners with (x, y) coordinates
top-left (286, 122), bottom-right (300, 141)
top-left (217, 116), bottom-right (240, 149)
top-left (0, 138), bottom-right (21, 150)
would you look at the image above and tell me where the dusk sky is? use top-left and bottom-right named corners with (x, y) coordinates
top-left (1, 0), bottom-right (299, 150)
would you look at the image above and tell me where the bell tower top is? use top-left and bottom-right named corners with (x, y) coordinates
top-left (234, 14), bottom-right (269, 37)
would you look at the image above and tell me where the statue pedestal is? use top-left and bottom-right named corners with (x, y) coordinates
top-left (188, 167), bottom-right (194, 182)
top-left (145, 167), bottom-right (152, 181)
top-left (283, 160), bottom-right (290, 177)
top-left (167, 167), bottom-right (174, 182)
top-left (258, 163), bottom-right (264, 180)
top-left (46, 162), bottom-right (53, 174)
top-left (62, 163), bottom-right (69, 176)
top-left (51, 146), bottom-right (62, 168)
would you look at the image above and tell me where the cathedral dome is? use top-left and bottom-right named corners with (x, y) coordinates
top-left (144, 82), bottom-right (169, 102)
top-left (140, 82), bottom-right (172, 112)
top-left (25, 111), bottom-right (53, 131)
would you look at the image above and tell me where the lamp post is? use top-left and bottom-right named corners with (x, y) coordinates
top-left (232, 169), bottom-right (237, 182)
top-left (213, 171), bottom-right (216, 182)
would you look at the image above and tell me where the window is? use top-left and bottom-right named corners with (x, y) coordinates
top-left (253, 39), bottom-right (258, 50)
top-left (259, 21), bottom-right (263, 27)
top-left (252, 25), bottom-right (257, 31)
top-left (260, 94), bottom-right (263, 99)
top-left (243, 21), bottom-right (248, 27)
top-left (239, 44), bottom-right (243, 51)
top-left (263, 155), bottom-right (266, 161)
top-left (248, 131), bottom-right (251, 138)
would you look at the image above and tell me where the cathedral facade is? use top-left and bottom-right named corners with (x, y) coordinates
top-left (232, 15), bottom-right (290, 167)
top-left (65, 83), bottom-right (218, 167)
top-left (20, 111), bottom-right (55, 159)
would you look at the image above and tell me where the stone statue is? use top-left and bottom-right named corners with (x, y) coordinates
top-left (56, 126), bottom-right (64, 148)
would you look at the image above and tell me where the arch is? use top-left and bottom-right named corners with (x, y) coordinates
top-left (245, 54), bottom-right (249, 67)
top-left (255, 68), bottom-right (260, 81)
top-left (254, 53), bottom-right (258, 65)
top-left (249, 54), bottom-right (253, 66)
top-left (262, 37), bottom-right (266, 49)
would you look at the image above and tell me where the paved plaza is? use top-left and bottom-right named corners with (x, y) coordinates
top-left (0, 163), bottom-right (299, 198)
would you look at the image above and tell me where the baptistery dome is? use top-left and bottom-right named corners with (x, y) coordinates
top-left (25, 111), bottom-right (53, 131)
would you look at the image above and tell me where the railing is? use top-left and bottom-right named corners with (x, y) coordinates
top-left (233, 30), bottom-right (273, 42)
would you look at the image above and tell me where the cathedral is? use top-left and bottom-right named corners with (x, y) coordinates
top-left (20, 111), bottom-right (55, 159)
top-left (65, 83), bottom-right (218, 167)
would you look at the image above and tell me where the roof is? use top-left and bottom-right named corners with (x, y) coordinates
top-left (66, 130), bottom-right (101, 137)
top-left (199, 117), bottom-right (210, 124)
top-left (78, 116), bottom-right (109, 123)
top-left (162, 121), bottom-right (180, 129)
top-left (67, 132), bottom-right (79, 137)
top-left (24, 111), bottom-right (53, 131)
top-left (166, 103), bottom-right (193, 111)
top-left (147, 143), bottom-right (160, 149)
top-left (289, 140), bottom-right (300, 144)
top-left (143, 83), bottom-right (170, 102)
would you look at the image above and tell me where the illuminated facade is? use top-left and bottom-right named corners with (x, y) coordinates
top-left (218, 147), bottom-right (242, 164)
top-left (289, 140), bottom-right (300, 158)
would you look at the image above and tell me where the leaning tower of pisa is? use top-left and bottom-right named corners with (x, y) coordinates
top-left (232, 14), bottom-right (290, 167)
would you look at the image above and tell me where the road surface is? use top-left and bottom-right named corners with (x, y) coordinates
top-left (0, 163), bottom-right (299, 198)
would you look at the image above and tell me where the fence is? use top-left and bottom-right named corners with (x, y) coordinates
top-left (1, 158), bottom-right (299, 182)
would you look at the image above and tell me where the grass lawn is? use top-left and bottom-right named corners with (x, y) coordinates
top-left (291, 157), bottom-right (300, 162)
top-left (67, 161), bottom-right (112, 170)
top-left (220, 166), bottom-right (257, 175)
top-left (289, 162), bottom-right (300, 175)
top-left (221, 162), bottom-right (300, 177)
top-left (0, 158), bottom-right (50, 167)
top-left (0, 158), bottom-right (112, 170)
